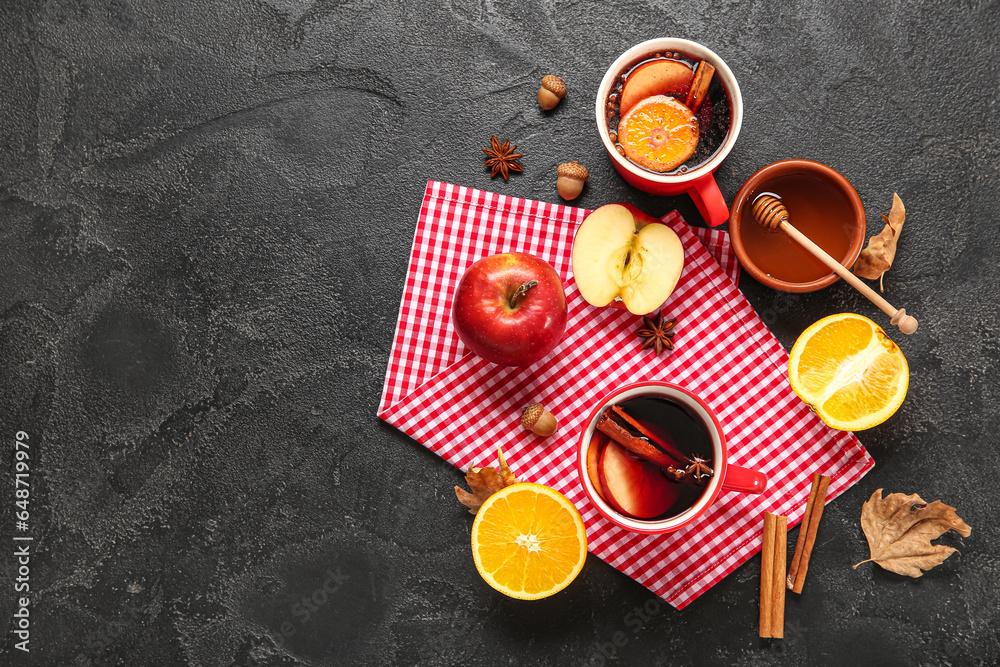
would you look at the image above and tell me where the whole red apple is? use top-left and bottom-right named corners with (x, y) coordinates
top-left (451, 253), bottom-right (567, 366)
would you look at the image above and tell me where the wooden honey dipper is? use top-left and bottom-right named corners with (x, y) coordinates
top-left (752, 194), bottom-right (918, 335)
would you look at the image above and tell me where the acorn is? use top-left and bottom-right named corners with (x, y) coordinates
top-left (556, 161), bottom-right (589, 200)
top-left (520, 403), bottom-right (557, 437)
top-left (537, 75), bottom-right (566, 111)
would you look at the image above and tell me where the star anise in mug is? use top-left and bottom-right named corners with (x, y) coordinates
top-left (685, 456), bottom-right (712, 482)
top-left (482, 136), bottom-right (524, 180)
top-left (636, 310), bottom-right (676, 356)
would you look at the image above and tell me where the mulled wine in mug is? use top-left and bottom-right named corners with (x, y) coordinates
top-left (596, 38), bottom-right (743, 227)
top-left (578, 382), bottom-right (766, 534)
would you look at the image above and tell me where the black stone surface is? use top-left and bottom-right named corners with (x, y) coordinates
top-left (0, 2), bottom-right (997, 665)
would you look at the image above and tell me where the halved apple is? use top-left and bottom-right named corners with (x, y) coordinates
top-left (572, 203), bottom-right (684, 315)
top-left (598, 440), bottom-right (680, 519)
top-left (620, 59), bottom-right (694, 116)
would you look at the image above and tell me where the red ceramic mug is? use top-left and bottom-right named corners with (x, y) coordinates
top-left (577, 381), bottom-right (766, 534)
top-left (595, 38), bottom-right (744, 227)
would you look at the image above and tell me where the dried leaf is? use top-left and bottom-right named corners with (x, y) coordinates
top-left (853, 193), bottom-right (906, 290)
top-left (454, 447), bottom-right (518, 514)
top-left (853, 489), bottom-right (971, 577)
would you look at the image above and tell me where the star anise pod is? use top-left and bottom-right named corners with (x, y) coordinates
top-left (636, 310), bottom-right (676, 356)
top-left (685, 456), bottom-right (713, 483)
top-left (482, 136), bottom-right (524, 181)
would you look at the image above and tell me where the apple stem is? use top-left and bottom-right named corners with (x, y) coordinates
top-left (509, 280), bottom-right (538, 308)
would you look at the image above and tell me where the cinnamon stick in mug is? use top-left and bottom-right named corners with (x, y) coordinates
top-left (685, 61), bottom-right (716, 113)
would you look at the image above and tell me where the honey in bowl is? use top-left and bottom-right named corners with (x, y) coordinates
top-left (738, 172), bottom-right (857, 284)
top-left (605, 50), bottom-right (732, 175)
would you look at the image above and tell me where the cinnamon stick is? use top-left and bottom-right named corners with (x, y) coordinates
top-left (759, 512), bottom-right (776, 638)
top-left (771, 514), bottom-right (787, 638)
top-left (609, 405), bottom-right (688, 465)
top-left (759, 511), bottom-right (787, 639)
top-left (685, 61), bottom-right (716, 113)
top-left (595, 410), bottom-right (684, 473)
top-left (787, 473), bottom-right (831, 593)
top-left (786, 477), bottom-right (820, 589)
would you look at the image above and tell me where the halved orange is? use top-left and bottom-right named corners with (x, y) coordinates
top-left (471, 483), bottom-right (587, 600)
top-left (788, 313), bottom-right (909, 431)
top-left (618, 94), bottom-right (699, 172)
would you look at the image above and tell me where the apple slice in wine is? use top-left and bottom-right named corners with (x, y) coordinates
top-left (586, 433), bottom-right (609, 503)
top-left (598, 440), bottom-right (680, 519)
top-left (619, 59), bottom-right (694, 116)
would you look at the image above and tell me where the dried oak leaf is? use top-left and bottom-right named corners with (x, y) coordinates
top-left (454, 446), bottom-right (518, 514)
top-left (853, 193), bottom-right (906, 292)
top-left (853, 488), bottom-right (971, 578)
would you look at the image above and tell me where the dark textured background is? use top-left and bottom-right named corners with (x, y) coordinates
top-left (0, 1), bottom-right (998, 665)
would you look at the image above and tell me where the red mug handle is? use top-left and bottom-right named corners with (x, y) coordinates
top-left (688, 173), bottom-right (729, 227)
top-left (721, 464), bottom-right (767, 495)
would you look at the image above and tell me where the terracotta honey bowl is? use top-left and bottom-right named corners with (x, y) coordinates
top-left (729, 159), bottom-right (867, 293)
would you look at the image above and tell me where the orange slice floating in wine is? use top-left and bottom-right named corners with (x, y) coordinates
top-left (618, 95), bottom-right (699, 173)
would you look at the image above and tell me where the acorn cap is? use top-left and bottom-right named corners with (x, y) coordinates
top-left (541, 75), bottom-right (567, 99)
top-left (521, 403), bottom-right (545, 429)
top-left (557, 161), bottom-right (589, 181)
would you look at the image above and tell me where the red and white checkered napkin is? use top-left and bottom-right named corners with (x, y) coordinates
top-left (379, 180), bottom-right (873, 609)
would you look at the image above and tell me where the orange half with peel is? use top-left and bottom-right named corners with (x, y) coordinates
top-left (618, 94), bottom-right (699, 173)
top-left (471, 483), bottom-right (587, 600)
top-left (788, 313), bottom-right (909, 431)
